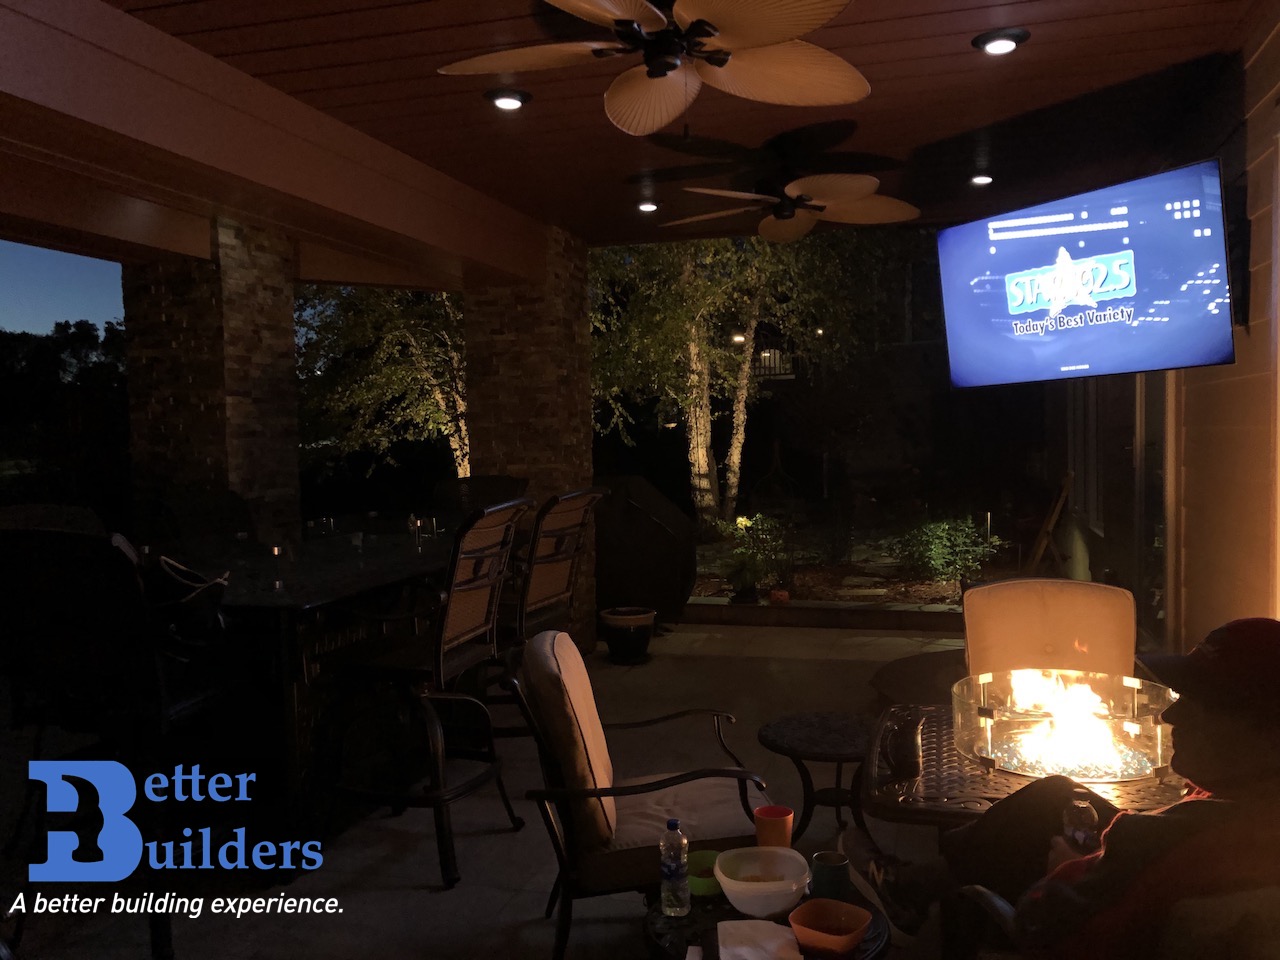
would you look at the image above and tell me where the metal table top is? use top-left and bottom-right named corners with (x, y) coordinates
top-left (861, 704), bottom-right (1186, 828)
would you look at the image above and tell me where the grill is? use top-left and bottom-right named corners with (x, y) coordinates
top-left (952, 669), bottom-right (1176, 783)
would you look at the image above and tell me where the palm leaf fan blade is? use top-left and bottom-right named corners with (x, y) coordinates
top-left (818, 194), bottom-right (921, 224)
top-left (663, 206), bottom-right (764, 226)
top-left (438, 41), bottom-right (625, 74)
top-left (695, 41), bottom-right (869, 106)
top-left (544, 0), bottom-right (667, 31)
top-left (758, 211), bottom-right (817, 242)
top-left (604, 62), bottom-right (702, 136)
top-left (787, 174), bottom-right (879, 206)
top-left (674, 0), bottom-right (850, 49)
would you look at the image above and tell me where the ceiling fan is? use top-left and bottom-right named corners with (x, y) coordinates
top-left (438, 0), bottom-right (868, 137)
top-left (664, 174), bottom-right (920, 242)
top-left (628, 120), bottom-right (902, 187)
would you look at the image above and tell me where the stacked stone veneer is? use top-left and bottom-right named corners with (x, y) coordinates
top-left (124, 217), bottom-right (300, 540)
top-left (464, 226), bottom-right (596, 645)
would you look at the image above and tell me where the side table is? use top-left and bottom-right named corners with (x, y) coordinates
top-left (757, 712), bottom-right (872, 843)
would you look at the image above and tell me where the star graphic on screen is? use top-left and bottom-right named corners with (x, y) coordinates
top-left (1043, 246), bottom-right (1097, 318)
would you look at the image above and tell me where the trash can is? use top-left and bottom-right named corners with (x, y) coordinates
top-left (599, 607), bottom-right (656, 664)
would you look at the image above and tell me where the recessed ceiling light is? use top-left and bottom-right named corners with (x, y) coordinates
top-left (637, 201), bottom-right (659, 213)
top-left (971, 28), bottom-right (1029, 56)
top-left (485, 89), bottom-right (529, 111)
top-left (971, 174), bottom-right (994, 186)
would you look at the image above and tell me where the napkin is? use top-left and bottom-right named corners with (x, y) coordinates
top-left (716, 920), bottom-right (802, 960)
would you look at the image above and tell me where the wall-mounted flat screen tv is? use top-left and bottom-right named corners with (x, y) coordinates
top-left (937, 159), bottom-right (1236, 388)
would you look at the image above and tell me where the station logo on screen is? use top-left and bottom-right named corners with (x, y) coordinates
top-left (1005, 247), bottom-right (1136, 318)
top-left (935, 158), bottom-right (1237, 388)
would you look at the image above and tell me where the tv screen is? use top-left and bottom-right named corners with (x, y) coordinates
top-left (937, 159), bottom-right (1236, 388)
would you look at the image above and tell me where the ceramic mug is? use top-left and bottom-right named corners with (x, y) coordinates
top-left (753, 805), bottom-right (794, 847)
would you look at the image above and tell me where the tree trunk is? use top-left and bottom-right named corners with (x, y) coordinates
top-left (721, 309), bottom-right (759, 521)
top-left (686, 330), bottom-right (719, 529)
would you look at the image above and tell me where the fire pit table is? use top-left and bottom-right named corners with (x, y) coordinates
top-left (861, 703), bottom-right (1186, 829)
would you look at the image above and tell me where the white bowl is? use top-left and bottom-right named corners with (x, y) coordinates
top-left (714, 847), bottom-right (810, 918)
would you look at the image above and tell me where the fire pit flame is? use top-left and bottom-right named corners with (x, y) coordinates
top-left (953, 668), bottom-right (1175, 783)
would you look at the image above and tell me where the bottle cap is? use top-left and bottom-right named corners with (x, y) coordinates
top-left (667, 818), bottom-right (679, 830)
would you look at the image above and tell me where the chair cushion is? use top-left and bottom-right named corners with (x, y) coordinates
top-left (577, 772), bottom-right (765, 893)
top-left (521, 631), bottom-right (616, 844)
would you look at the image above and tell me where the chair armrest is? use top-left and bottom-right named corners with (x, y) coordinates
top-left (528, 767), bottom-right (765, 801)
top-left (604, 709), bottom-right (736, 730)
top-left (605, 710), bottom-right (745, 768)
top-left (424, 691), bottom-right (493, 729)
top-left (959, 885), bottom-right (1018, 941)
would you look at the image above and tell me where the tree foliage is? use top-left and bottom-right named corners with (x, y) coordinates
top-left (0, 319), bottom-right (129, 506)
top-left (589, 230), bottom-right (932, 525)
top-left (294, 285), bottom-right (469, 475)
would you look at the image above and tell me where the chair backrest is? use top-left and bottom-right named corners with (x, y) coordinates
top-left (432, 474), bottom-right (529, 535)
top-left (962, 577), bottom-right (1136, 677)
top-left (517, 487), bottom-right (608, 639)
top-left (517, 630), bottom-right (616, 849)
top-left (436, 497), bottom-right (534, 682)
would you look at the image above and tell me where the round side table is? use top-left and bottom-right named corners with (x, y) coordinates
top-left (757, 711), bottom-right (872, 843)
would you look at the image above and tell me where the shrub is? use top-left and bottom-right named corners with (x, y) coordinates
top-left (731, 514), bottom-right (794, 589)
top-left (888, 517), bottom-right (1002, 582)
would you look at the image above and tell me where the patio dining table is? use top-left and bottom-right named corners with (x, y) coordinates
top-left (182, 531), bottom-right (454, 809)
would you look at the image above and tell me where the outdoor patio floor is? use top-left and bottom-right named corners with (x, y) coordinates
top-left (6, 623), bottom-right (963, 960)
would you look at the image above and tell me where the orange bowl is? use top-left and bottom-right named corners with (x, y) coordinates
top-left (788, 898), bottom-right (872, 958)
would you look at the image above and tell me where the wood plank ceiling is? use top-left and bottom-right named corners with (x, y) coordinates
top-left (101, 0), bottom-right (1250, 245)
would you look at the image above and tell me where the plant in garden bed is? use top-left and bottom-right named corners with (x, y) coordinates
top-left (887, 517), bottom-right (1003, 584)
top-left (726, 514), bottom-right (794, 599)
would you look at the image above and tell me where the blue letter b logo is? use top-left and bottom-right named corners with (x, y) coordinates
top-left (28, 761), bottom-right (143, 881)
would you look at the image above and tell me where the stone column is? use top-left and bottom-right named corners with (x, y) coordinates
top-left (464, 226), bottom-right (596, 646)
top-left (124, 217), bottom-right (300, 543)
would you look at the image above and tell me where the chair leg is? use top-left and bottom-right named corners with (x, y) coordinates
top-left (433, 804), bottom-right (460, 889)
top-left (493, 769), bottom-right (525, 832)
top-left (552, 886), bottom-right (573, 960)
top-left (544, 873), bottom-right (562, 919)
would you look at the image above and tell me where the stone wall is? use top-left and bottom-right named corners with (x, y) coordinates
top-left (464, 226), bottom-right (592, 502)
top-left (124, 216), bottom-right (299, 543)
top-left (216, 219), bottom-right (300, 538)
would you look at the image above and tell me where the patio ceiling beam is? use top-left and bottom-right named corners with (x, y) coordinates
top-left (0, 0), bottom-right (548, 286)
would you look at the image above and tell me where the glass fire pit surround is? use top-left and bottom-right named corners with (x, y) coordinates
top-left (952, 669), bottom-right (1176, 782)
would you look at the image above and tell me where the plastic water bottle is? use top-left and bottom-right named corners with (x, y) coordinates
top-left (659, 818), bottom-right (690, 917)
top-left (1062, 789), bottom-right (1101, 853)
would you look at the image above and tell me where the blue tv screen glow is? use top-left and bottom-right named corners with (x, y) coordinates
top-left (937, 160), bottom-right (1236, 388)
